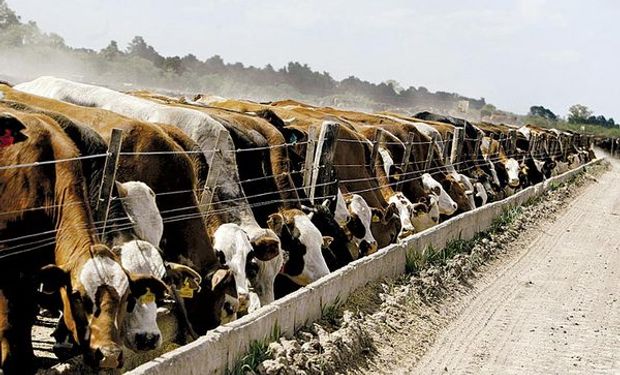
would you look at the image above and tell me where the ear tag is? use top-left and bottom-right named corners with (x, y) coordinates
top-left (178, 278), bottom-right (196, 299)
top-left (393, 174), bottom-right (401, 181)
top-left (139, 288), bottom-right (155, 304)
top-left (372, 215), bottom-right (380, 223)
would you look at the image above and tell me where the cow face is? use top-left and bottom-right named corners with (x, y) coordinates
top-left (422, 173), bottom-right (458, 215)
top-left (473, 182), bottom-right (488, 207)
top-left (207, 268), bottom-right (238, 324)
top-left (504, 158), bottom-right (520, 188)
top-left (386, 193), bottom-right (416, 239)
top-left (243, 226), bottom-right (283, 307)
top-left (39, 246), bottom-right (167, 369)
top-left (410, 195), bottom-right (440, 232)
top-left (113, 239), bottom-right (169, 352)
top-left (345, 194), bottom-right (379, 255)
top-left (267, 210), bottom-right (330, 286)
top-left (370, 204), bottom-right (402, 245)
top-left (116, 181), bottom-right (163, 247)
top-left (441, 174), bottom-right (475, 212)
top-left (213, 223), bottom-right (255, 314)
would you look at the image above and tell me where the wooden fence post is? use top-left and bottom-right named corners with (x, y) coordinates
top-left (396, 132), bottom-right (415, 192)
top-left (199, 130), bottom-right (224, 215)
top-left (508, 130), bottom-right (517, 157)
top-left (472, 133), bottom-right (482, 162)
top-left (370, 128), bottom-right (386, 168)
top-left (97, 128), bottom-right (123, 236)
top-left (443, 133), bottom-right (453, 164)
top-left (302, 126), bottom-right (319, 197)
top-left (450, 128), bottom-right (463, 168)
top-left (308, 122), bottom-right (340, 204)
top-left (424, 133), bottom-right (437, 172)
top-left (612, 138), bottom-right (616, 157)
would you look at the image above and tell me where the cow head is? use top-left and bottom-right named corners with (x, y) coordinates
top-left (386, 193), bottom-right (416, 239)
top-left (39, 245), bottom-right (167, 368)
top-left (344, 194), bottom-right (379, 255)
top-left (301, 199), bottom-right (357, 270)
top-left (441, 174), bottom-right (474, 212)
top-left (422, 173), bottom-right (458, 215)
top-left (410, 195), bottom-right (440, 231)
top-left (370, 203), bottom-right (403, 245)
top-left (267, 210), bottom-right (330, 286)
top-left (504, 158), bottom-right (521, 188)
top-left (473, 182), bottom-right (488, 207)
top-left (213, 223), bottom-right (258, 314)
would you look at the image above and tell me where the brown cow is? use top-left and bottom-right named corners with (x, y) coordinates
top-left (0, 108), bottom-right (165, 373)
top-left (0, 85), bottom-right (236, 335)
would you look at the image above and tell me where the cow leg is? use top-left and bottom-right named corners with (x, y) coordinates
top-left (0, 283), bottom-right (37, 375)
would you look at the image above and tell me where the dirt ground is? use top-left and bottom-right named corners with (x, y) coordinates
top-left (257, 159), bottom-right (618, 375)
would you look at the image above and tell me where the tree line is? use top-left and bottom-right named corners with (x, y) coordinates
top-left (0, 0), bottom-right (486, 113)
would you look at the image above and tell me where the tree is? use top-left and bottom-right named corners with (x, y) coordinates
top-left (126, 36), bottom-right (164, 67)
top-left (568, 104), bottom-right (592, 123)
top-left (0, 0), bottom-right (20, 29)
top-left (480, 104), bottom-right (497, 118)
top-left (529, 105), bottom-right (557, 121)
top-left (100, 40), bottom-right (121, 60)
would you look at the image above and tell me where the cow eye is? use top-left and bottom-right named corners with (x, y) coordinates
top-left (224, 301), bottom-right (234, 315)
top-left (127, 296), bottom-right (137, 313)
top-left (433, 187), bottom-right (441, 195)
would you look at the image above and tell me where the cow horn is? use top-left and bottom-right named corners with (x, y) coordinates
top-left (322, 199), bottom-right (330, 207)
top-left (283, 117), bottom-right (296, 125)
top-left (300, 205), bottom-right (315, 214)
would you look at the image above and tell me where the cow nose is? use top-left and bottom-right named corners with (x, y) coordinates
top-left (451, 202), bottom-right (458, 210)
top-left (135, 332), bottom-right (161, 351)
top-left (509, 179), bottom-right (520, 187)
top-left (368, 241), bottom-right (378, 254)
top-left (359, 241), bottom-right (371, 257)
top-left (96, 345), bottom-right (123, 368)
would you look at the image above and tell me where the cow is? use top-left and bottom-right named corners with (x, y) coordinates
top-left (13, 78), bottom-right (278, 273)
top-left (0, 108), bottom-right (167, 373)
top-left (1, 85), bottom-right (237, 335)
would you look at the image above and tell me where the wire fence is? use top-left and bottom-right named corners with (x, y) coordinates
top-left (1, 128), bottom-right (591, 259)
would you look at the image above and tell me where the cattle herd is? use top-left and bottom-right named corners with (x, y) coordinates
top-left (0, 76), bottom-right (595, 373)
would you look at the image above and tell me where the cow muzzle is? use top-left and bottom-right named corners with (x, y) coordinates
top-left (134, 332), bottom-right (161, 351)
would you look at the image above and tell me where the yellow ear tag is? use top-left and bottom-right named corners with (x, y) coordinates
top-left (372, 215), bottom-right (380, 223)
top-left (139, 288), bottom-right (155, 304)
top-left (178, 278), bottom-right (195, 299)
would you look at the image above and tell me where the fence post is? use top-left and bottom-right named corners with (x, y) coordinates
top-left (472, 133), bottom-right (482, 162)
top-left (302, 126), bottom-right (319, 197)
top-left (443, 133), bottom-right (453, 164)
top-left (508, 130), bottom-right (517, 157)
top-left (370, 128), bottom-right (386, 168)
top-left (528, 134), bottom-right (537, 158)
top-left (450, 128), bottom-right (463, 168)
top-left (96, 128), bottom-right (123, 236)
top-left (309, 122), bottom-right (340, 204)
top-left (612, 138), bottom-right (616, 157)
top-left (199, 130), bottom-right (224, 215)
top-left (396, 132), bottom-right (415, 192)
top-left (424, 133), bottom-right (437, 172)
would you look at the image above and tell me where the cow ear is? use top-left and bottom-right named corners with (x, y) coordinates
top-left (267, 213), bottom-right (284, 236)
top-left (115, 181), bottom-right (128, 199)
top-left (322, 236), bottom-right (334, 248)
top-left (165, 263), bottom-right (202, 291)
top-left (370, 208), bottom-right (383, 223)
top-left (128, 274), bottom-right (169, 301)
top-left (211, 269), bottom-right (233, 291)
top-left (0, 112), bottom-right (28, 147)
top-left (38, 264), bottom-right (70, 294)
top-left (251, 237), bottom-right (280, 262)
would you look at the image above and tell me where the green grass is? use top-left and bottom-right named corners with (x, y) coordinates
top-left (406, 206), bottom-right (523, 275)
top-left (321, 297), bottom-right (342, 324)
top-left (227, 324), bottom-right (281, 375)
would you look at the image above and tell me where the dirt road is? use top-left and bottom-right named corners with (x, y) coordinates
top-left (405, 160), bottom-right (620, 374)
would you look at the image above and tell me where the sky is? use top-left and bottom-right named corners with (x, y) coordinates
top-left (6, 0), bottom-right (620, 119)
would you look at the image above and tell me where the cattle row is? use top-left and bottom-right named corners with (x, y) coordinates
top-left (0, 76), bottom-right (595, 373)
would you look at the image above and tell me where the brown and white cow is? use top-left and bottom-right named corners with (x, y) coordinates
top-left (0, 108), bottom-right (166, 373)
